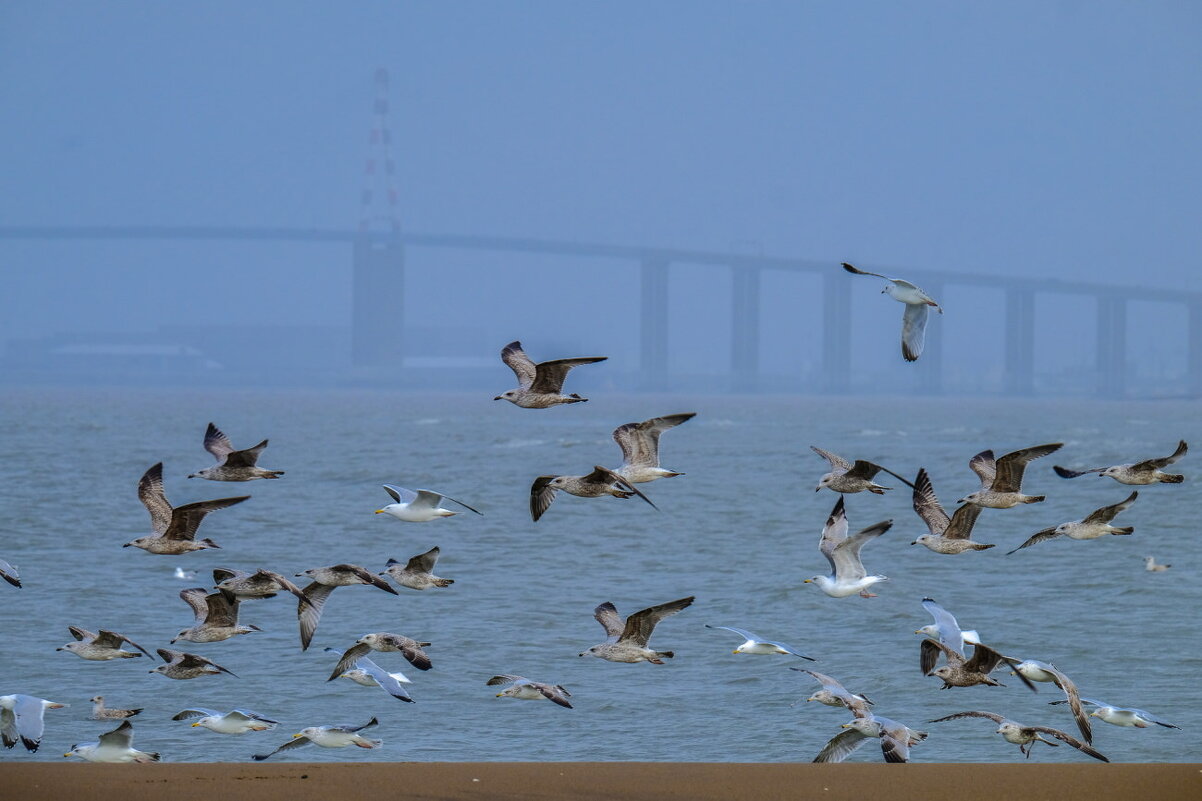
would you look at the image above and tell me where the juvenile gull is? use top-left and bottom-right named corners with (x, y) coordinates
top-left (189, 422), bottom-right (284, 481)
top-left (917, 598), bottom-right (1033, 691)
top-left (323, 647), bottom-right (413, 702)
top-left (804, 497), bottom-right (892, 598)
top-left (0, 694), bottom-right (67, 752)
top-left (841, 262), bottom-right (942, 362)
top-left (813, 707), bottom-right (928, 763)
top-left (909, 468), bottom-right (992, 553)
top-left (928, 711), bottom-right (1108, 762)
top-left (171, 587), bottom-right (260, 643)
top-left (64, 721), bottom-right (160, 763)
top-left (488, 675), bottom-right (573, 708)
top-left (1052, 697), bottom-right (1181, 729)
top-left (1144, 556), bottom-right (1171, 572)
top-left (958, 443), bottom-right (1062, 508)
top-left (0, 558), bottom-right (20, 588)
top-left (295, 563), bottom-right (400, 650)
top-left (611, 413), bottom-right (696, 484)
top-left (376, 484), bottom-right (482, 522)
top-left (1007, 659), bottom-right (1092, 743)
top-left (1054, 440), bottom-right (1187, 484)
top-left (811, 446), bottom-right (914, 494)
top-left (1007, 491), bottom-right (1138, 554)
top-left (530, 466), bottom-right (657, 522)
top-left (57, 626), bottom-right (152, 660)
top-left (173, 707), bottom-right (280, 734)
top-left (494, 340), bottom-right (607, 407)
top-left (150, 648), bottom-right (237, 680)
top-left (125, 462), bottom-right (249, 554)
top-left (214, 567), bottom-right (311, 605)
top-left (380, 547), bottom-right (454, 591)
top-left (327, 632), bottom-right (433, 680)
top-left (89, 696), bottom-right (142, 721)
top-left (789, 668), bottom-right (873, 713)
top-left (580, 596), bottom-right (695, 664)
top-left (252, 718), bottom-right (380, 761)
top-left (704, 625), bottom-right (816, 660)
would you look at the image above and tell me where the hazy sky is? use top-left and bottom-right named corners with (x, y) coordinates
top-left (1, 2), bottom-right (1198, 387)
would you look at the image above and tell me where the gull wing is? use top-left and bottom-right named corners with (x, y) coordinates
top-left (164, 496), bottom-right (250, 541)
top-left (529, 476), bottom-right (558, 522)
top-left (912, 469), bottom-right (950, 535)
top-left (404, 546), bottom-right (441, 574)
top-left (818, 497), bottom-right (849, 570)
top-left (943, 502), bottom-right (984, 541)
top-left (500, 341), bottom-right (537, 389)
top-left (920, 598), bottom-right (964, 657)
top-left (592, 602), bottom-right (625, 639)
top-left (0, 559), bottom-right (20, 588)
top-left (203, 589), bottom-right (241, 628)
top-left (534, 682), bottom-right (573, 709)
top-left (530, 356), bottom-right (607, 394)
top-left (901, 302), bottom-right (929, 362)
top-left (138, 462), bottom-right (173, 535)
top-left (830, 520), bottom-right (892, 581)
top-left (252, 736), bottom-right (312, 761)
top-left (1134, 439), bottom-right (1188, 470)
top-left (1053, 465), bottom-right (1106, 479)
top-left (357, 658), bottom-right (414, 702)
top-left (223, 440), bottom-right (267, 469)
top-left (1006, 527), bottom-right (1061, 555)
top-left (327, 642), bottom-right (374, 682)
top-left (928, 710), bottom-right (1007, 725)
top-left (203, 423), bottom-right (235, 460)
top-left (1082, 491), bottom-right (1138, 525)
top-left (416, 489), bottom-right (482, 515)
top-left (920, 637), bottom-right (957, 676)
top-left (811, 446), bottom-right (851, 472)
top-left (619, 596), bottom-right (695, 647)
top-left (840, 262), bottom-right (891, 281)
top-left (178, 651), bottom-right (237, 677)
top-left (171, 708), bottom-right (221, 721)
top-left (12, 696), bottom-right (51, 751)
top-left (583, 466), bottom-right (659, 510)
top-left (878, 720), bottom-right (920, 763)
top-left (1041, 663), bottom-right (1092, 744)
top-left (612, 413), bottom-right (695, 469)
top-left (486, 675), bottom-right (526, 686)
top-left (95, 630), bottom-right (151, 657)
top-left (179, 587), bottom-right (211, 624)
top-left (1027, 725), bottom-right (1109, 762)
top-left (97, 720), bottom-right (135, 749)
top-left (382, 484), bottom-right (416, 505)
top-left (968, 450), bottom-right (997, 489)
top-left (298, 582), bottom-right (337, 650)
top-left (812, 727), bottom-right (872, 763)
top-left (993, 443), bottom-right (1062, 492)
top-left (68, 626), bottom-right (96, 642)
top-left (705, 624), bottom-right (760, 642)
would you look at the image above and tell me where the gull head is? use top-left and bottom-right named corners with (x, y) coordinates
top-left (148, 665), bottom-right (166, 675)
top-left (495, 390), bottom-right (518, 403)
top-left (579, 645), bottom-right (602, 658)
top-left (956, 492), bottom-right (981, 505)
top-left (932, 666), bottom-right (953, 681)
top-left (911, 535), bottom-right (932, 547)
top-left (842, 718), bottom-right (881, 736)
top-left (550, 477), bottom-right (571, 489)
top-left (815, 474), bottom-right (832, 492)
top-left (123, 537), bottom-right (154, 549)
top-left (170, 630), bottom-right (190, 644)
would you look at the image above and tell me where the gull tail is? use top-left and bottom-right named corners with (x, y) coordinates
top-left (264, 471), bottom-right (285, 479)
top-left (434, 578), bottom-right (454, 587)
top-left (1160, 474), bottom-right (1185, 483)
top-left (1113, 527), bottom-right (1134, 535)
top-left (1021, 495), bottom-right (1045, 504)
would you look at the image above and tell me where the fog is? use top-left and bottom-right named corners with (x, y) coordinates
top-left (2, 1), bottom-right (1199, 395)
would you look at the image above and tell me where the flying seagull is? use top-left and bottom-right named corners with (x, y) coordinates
top-left (958, 443), bottom-right (1062, 508)
top-left (63, 720), bottom-right (160, 763)
top-left (327, 632), bottom-right (433, 680)
top-left (704, 625), bottom-right (816, 660)
top-left (841, 262), bottom-right (942, 362)
top-left (580, 596), bottom-right (695, 664)
top-left (1007, 491), bottom-right (1138, 554)
top-left (380, 547), bottom-right (454, 591)
top-left (0, 558), bottom-right (20, 588)
top-left (789, 669), bottom-right (874, 713)
top-left (1007, 658), bottom-right (1093, 743)
top-left (252, 718), bottom-right (381, 761)
top-left (494, 340), bottom-right (607, 407)
top-left (1054, 440), bottom-right (1187, 484)
top-left (150, 648), bottom-right (237, 680)
top-left (488, 675), bottom-right (573, 708)
top-left (172, 708), bottom-right (280, 734)
top-left (375, 484), bottom-right (482, 521)
top-left (57, 626), bottom-right (152, 660)
top-left (125, 462), bottom-right (249, 554)
top-left (1, 694), bottom-right (67, 752)
top-left (171, 587), bottom-right (260, 643)
top-left (214, 567), bottom-right (311, 606)
top-left (188, 422), bottom-right (284, 481)
top-left (928, 711), bottom-right (1108, 762)
top-left (295, 563), bottom-right (399, 650)
top-left (530, 466), bottom-right (657, 522)
top-left (804, 497), bottom-right (892, 598)
top-left (1052, 697), bottom-right (1181, 730)
top-left (917, 598), bottom-right (1033, 691)
top-left (811, 446), bottom-right (914, 494)
top-left (813, 708), bottom-right (928, 763)
top-left (909, 468), bottom-right (992, 553)
top-left (611, 413), bottom-right (696, 483)
top-left (323, 647), bottom-right (413, 702)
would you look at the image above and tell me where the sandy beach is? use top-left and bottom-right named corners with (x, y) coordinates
top-left (8, 763), bottom-right (1200, 801)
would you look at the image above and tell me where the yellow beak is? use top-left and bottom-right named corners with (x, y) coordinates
top-left (292, 733), bottom-right (303, 738)
top-left (191, 722), bottom-right (201, 727)
top-left (374, 509), bottom-right (385, 514)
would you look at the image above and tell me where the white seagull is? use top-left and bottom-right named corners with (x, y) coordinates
top-left (804, 497), bottom-right (892, 598)
top-left (375, 484), bottom-right (482, 522)
top-left (842, 262), bottom-right (942, 362)
top-left (63, 720), bottom-right (159, 763)
top-left (704, 625), bottom-right (816, 660)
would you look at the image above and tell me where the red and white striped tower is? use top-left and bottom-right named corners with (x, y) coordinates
top-left (352, 67), bottom-right (405, 368)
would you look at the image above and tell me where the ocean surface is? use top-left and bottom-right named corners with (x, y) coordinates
top-left (1, 387), bottom-right (1199, 764)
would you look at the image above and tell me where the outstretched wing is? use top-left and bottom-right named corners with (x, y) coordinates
top-left (619, 596), bottom-right (695, 647)
top-left (968, 450), bottom-right (997, 488)
top-left (1028, 726), bottom-right (1109, 762)
top-left (1134, 440), bottom-right (1188, 470)
top-left (1053, 465), bottom-right (1106, 479)
top-left (592, 602), bottom-right (624, 639)
top-left (500, 341), bottom-right (537, 389)
top-left (164, 496), bottom-right (250, 541)
top-left (1006, 527), bottom-right (1061, 555)
top-left (298, 582), bottom-right (336, 651)
top-left (203, 423), bottom-right (235, 460)
top-left (252, 736), bottom-right (312, 761)
top-left (993, 443), bottom-right (1062, 492)
top-left (811, 446), bottom-right (851, 471)
top-left (529, 476), bottom-right (558, 522)
top-left (920, 598), bottom-right (964, 656)
top-left (901, 303), bottom-right (929, 362)
top-left (97, 720), bottom-right (135, 749)
top-left (818, 497), bottom-right (849, 569)
top-left (584, 466), bottom-right (658, 510)
top-left (95, 630), bottom-right (151, 657)
top-left (830, 520), bottom-right (892, 581)
top-left (326, 642), bottom-right (373, 682)
top-left (840, 262), bottom-right (891, 281)
top-left (404, 546), bottom-right (440, 574)
top-left (912, 469), bottom-right (950, 535)
top-left (612, 413), bottom-right (695, 469)
top-left (928, 710), bottom-right (1007, 725)
top-left (138, 462), bottom-right (173, 535)
top-left (382, 484), bottom-right (416, 504)
top-left (943, 502), bottom-right (984, 541)
top-left (530, 356), bottom-right (607, 394)
top-left (812, 727), bottom-right (871, 763)
top-left (223, 440), bottom-right (267, 469)
top-left (1082, 491), bottom-right (1138, 525)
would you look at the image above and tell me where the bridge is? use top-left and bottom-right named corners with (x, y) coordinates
top-left (2, 223), bottom-right (1198, 397)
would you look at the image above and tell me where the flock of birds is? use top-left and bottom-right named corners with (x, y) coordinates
top-left (0, 266), bottom-right (1189, 765)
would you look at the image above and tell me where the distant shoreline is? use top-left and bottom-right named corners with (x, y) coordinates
top-left (8, 763), bottom-right (1200, 801)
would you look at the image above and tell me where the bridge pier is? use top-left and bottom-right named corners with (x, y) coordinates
top-left (915, 279), bottom-right (944, 394)
top-left (351, 236), bottom-right (405, 367)
top-left (822, 273), bottom-right (851, 393)
top-left (1096, 294), bottom-right (1127, 397)
top-left (730, 266), bottom-right (760, 390)
top-left (1004, 288), bottom-right (1036, 395)
top-left (640, 257), bottom-right (670, 389)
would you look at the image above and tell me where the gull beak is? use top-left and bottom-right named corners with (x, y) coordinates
top-left (578, 652), bottom-right (586, 657)
top-left (840, 723), bottom-right (853, 729)
top-left (55, 647), bottom-right (64, 651)
top-left (732, 650), bottom-right (740, 654)
top-left (374, 509), bottom-right (385, 514)
top-left (187, 474), bottom-right (197, 479)
top-left (814, 486), bottom-right (821, 493)
top-left (292, 733), bottom-right (303, 738)
top-left (909, 541), bottom-right (917, 545)
top-left (1089, 711), bottom-right (1100, 718)
top-left (803, 579), bottom-right (812, 584)
top-left (493, 396), bottom-right (503, 401)
top-left (192, 722), bottom-right (201, 727)
top-left (122, 542), bottom-right (132, 547)
top-left (63, 752), bottom-right (72, 757)
top-left (495, 693), bottom-right (503, 697)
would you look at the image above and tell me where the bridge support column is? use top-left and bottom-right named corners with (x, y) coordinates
top-left (730, 266), bottom-right (760, 391)
top-left (915, 279), bottom-right (944, 394)
top-left (640, 257), bottom-right (669, 389)
top-left (1096, 294), bottom-right (1127, 397)
top-left (1004, 288), bottom-right (1035, 395)
top-left (352, 236), bottom-right (405, 367)
top-left (1189, 302), bottom-right (1202, 397)
top-left (822, 273), bottom-right (851, 393)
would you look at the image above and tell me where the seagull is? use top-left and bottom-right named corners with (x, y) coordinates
top-left (327, 632), bottom-right (433, 680)
top-left (295, 564), bottom-right (400, 651)
top-left (63, 720), bottom-right (159, 763)
top-left (57, 626), bottom-right (152, 660)
top-left (813, 708), bottom-right (928, 763)
top-left (494, 340), bottom-right (607, 407)
top-left (804, 497), bottom-right (892, 598)
top-left (125, 462), bottom-right (249, 554)
top-left (171, 587), bottom-right (260, 643)
top-left (1054, 440), bottom-right (1187, 484)
top-left (172, 708), bottom-right (280, 734)
top-left (0, 694), bottom-right (67, 752)
top-left (1144, 556), bottom-right (1171, 572)
top-left (917, 598), bottom-right (1032, 690)
top-left (915, 625), bottom-right (981, 646)
top-left (811, 446), bottom-right (913, 494)
top-left (611, 413), bottom-right (696, 483)
top-left (909, 468), bottom-right (992, 553)
top-left (322, 647), bottom-right (413, 702)
top-left (530, 466), bottom-right (657, 522)
top-left (252, 718), bottom-right (380, 761)
top-left (0, 558), bottom-right (20, 588)
top-left (488, 675), bottom-right (573, 708)
top-left (188, 422), bottom-right (283, 481)
top-left (173, 566), bottom-right (197, 580)
top-left (789, 669), bottom-right (873, 713)
top-left (1007, 491), bottom-right (1138, 554)
top-left (841, 262), bottom-right (942, 362)
top-left (1008, 659), bottom-right (1092, 743)
top-left (89, 696), bottom-right (142, 721)
top-left (214, 567), bottom-right (311, 605)
top-left (150, 648), bottom-right (237, 680)
top-left (580, 596), bottom-right (695, 664)
top-left (380, 547), bottom-right (454, 591)
top-left (375, 484), bottom-right (482, 522)
top-left (704, 625), bottom-right (816, 660)
top-left (928, 711), bottom-right (1108, 762)
top-left (1052, 697), bottom-right (1181, 729)
top-left (958, 443), bottom-right (1062, 508)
